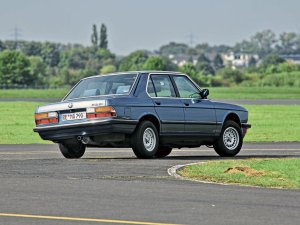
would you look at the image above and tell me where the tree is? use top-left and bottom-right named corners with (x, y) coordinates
top-left (99, 23), bottom-right (108, 49)
top-left (21, 41), bottom-right (42, 56)
top-left (194, 43), bottom-right (211, 54)
top-left (251, 30), bottom-right (277, 57)
top-left (0, 50), bottom-right (32, 85)
top-left (159, 42), bottom-right (189, 56)
top-left (233, 40), bottom-right (257, 54)
top-left (143, 56), bottom-right (166, 70)
top-left (248, 56), bottom-right (257, 67)
top-left (41, 42), bottom-right (60, 67)
top-left (197, 54), bottom-right (210, 64)
top-left (119, 50), bottom-right (149, 71)
top-left (218, 67), bottom-right (245, 84)
top-left (0, 40), bottom-right (5, 51)
top-left (262, 54), bottom-right (285, 67)
top-left (62, 48), bottom-right (88, 69)
top-left (91, 24), bottom-right (98, 47)
top-left (278, 32), bottom-right (298, 54)
top-left (179, 63), bottom-right (198, 78)
top-left (179, 63), bottom-right (207, 86)
top-left (28, 56), bottom-right (47, 85)
top-left (100, 65), bottom-right (117, 74)
top-left (195, 54), bottom-right (215, 75)
top-left (213, 54), bottom-right (224, 70)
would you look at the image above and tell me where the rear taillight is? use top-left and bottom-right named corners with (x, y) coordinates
top-left (35, 112), bottom-right (58, 125)
top-left (86, 106), bottom-right (116, 119)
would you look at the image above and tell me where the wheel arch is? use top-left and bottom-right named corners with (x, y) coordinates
top-left (223, 112), bottom-right (241, 127)
top-left (137, 114), bottom-right (161, 133)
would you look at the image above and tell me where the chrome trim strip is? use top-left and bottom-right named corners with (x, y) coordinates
top-left (34, 119), bottom-right (138, 131)
top-left (184, 121), bottom-right (217, 125)
top-left (161, 120), bottom-right (217, 125)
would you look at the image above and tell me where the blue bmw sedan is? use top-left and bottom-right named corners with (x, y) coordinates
top-left (34, 71), bottom-right (251, 158)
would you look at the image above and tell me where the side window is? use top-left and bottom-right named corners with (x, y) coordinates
top-left (151, 75), bottom-right (176, 97)
top-left (147, 78), bottom-right (156, 97)
top-left (173, 76), bottom-right (200, 98)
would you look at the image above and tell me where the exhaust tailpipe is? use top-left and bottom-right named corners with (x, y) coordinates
top-left (81, 136), bottom-right (90, 145)
top-left (77, 136), bottom-right (90, 144)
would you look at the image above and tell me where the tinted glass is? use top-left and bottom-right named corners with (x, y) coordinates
top-left (64, 74), bottom-right (137, 100)
top-left (173, 76), bottom-right (200, 98)
top-left (151, 75), bottom-right (176, 97)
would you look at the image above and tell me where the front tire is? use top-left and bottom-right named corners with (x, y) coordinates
top-left (131, 121), bottom-right (159, 159)
top-left (213, 120), bottom-right (243, 157)
top-left (59, 141), bottom-right (86, 158)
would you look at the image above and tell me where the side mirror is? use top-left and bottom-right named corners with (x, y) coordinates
top-left (200, 89), bottom-right (209, 99)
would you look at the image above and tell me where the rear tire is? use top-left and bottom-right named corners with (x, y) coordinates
top-left (59, 141), bottom-right (86, 159)
top-left (131, 121), bottom-right (159, 159)
top-left (155, 147), bottom-right (172, 158)
top-left (213, 120), bottom-right (243, 157)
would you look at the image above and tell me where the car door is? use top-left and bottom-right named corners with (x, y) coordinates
top-left (147, 74), bottom-right (185, 134)
top-left (171, 75), bottom-right (217, 135)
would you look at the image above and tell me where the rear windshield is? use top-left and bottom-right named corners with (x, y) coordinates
top-left (64, 74), bottom-right (137, 100)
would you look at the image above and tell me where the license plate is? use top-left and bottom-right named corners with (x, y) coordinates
top-left (62, 112), bottom-right (86, 121)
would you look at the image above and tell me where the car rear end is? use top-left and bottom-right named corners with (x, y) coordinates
top-left (33, 73), bottom-right (139, 144)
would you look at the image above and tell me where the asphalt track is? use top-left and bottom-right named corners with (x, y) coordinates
top-left (0, 143), bottom-right (299, 225)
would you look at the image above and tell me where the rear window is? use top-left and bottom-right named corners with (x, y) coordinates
top-left (64, 74), bottom-right (137, 100)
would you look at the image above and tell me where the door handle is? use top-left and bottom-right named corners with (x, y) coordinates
top-left (155, 101), bottom-right (161, 105)
top-left (184, 103), bottom-right (189, 106)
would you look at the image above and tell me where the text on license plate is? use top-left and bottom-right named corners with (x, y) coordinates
top-left (62, 112), bottom-right (86, 121)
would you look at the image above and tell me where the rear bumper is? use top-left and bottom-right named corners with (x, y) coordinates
top-left (33, 119), bottom-right (138, 141)
top-left (241, 123), bottom-right (251, 137)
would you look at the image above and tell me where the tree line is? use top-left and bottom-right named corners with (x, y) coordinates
top-left (159, 30), bottom-right (300, 57)
top-left (0, 26), bottom-right (300, 88)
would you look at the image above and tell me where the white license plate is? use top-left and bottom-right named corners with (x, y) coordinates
top-left (62, 112), bottom-right (86, 121)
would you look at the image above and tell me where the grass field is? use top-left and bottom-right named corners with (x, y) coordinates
top-left (244, 105), bottom-right (300, 142)
top-left (0, 102), bottom-right (50, 144)
top-left (208, 87), bottom-right (300, 99)
top-left (0, 87), bottom-right (299, 100)
top-left (0, 89), bottom-right (68, 99)
top-left (179, 158), bottom-right (300, 189)
top-left (0, 102), bottom-right (299, 144)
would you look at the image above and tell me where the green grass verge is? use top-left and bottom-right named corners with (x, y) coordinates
top-left (208, 87), bottom-right (300, 99)
top-left (0, 102), bottom-right (299, 144)
top-left (244, 105), bottom-right (300, 142)
top-left (0, 87), bottom-right (299, 99)
top-left (179, 158), bottom-right (300, 189)
top-left (0, 102), bottom-right (51, 144)
top-left (0, 89), bottom-right (68, 99)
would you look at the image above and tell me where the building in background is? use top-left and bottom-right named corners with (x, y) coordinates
top-left (221, 52), bottom-right (259, 69)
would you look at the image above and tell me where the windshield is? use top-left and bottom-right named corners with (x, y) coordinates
top-left (64, 73), bottom-right (137, 100)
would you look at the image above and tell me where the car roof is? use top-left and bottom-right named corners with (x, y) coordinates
top-left (81, 71), bottom-right (185, 80)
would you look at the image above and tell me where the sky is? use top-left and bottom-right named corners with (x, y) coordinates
top-left (0, 0), bottom-right (300, 55)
